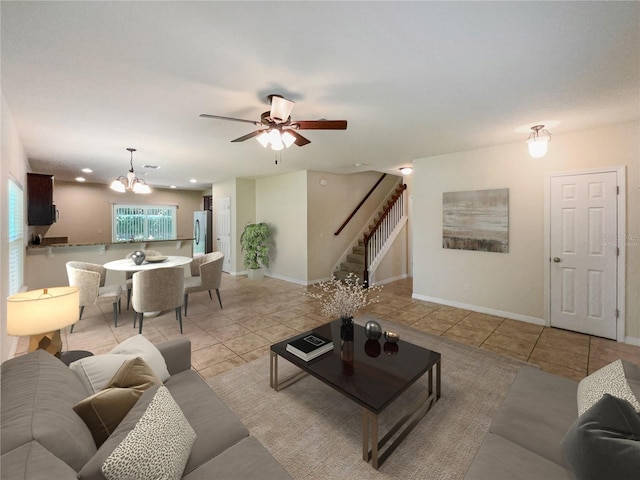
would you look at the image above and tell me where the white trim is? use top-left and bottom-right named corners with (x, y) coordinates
top-left (264, 272), bottom-right (310, 286)
top-left (412, 293), bottom-right (545, 326)
top-left (374, 273), bottom-right (408, 286)
top-left (625, 336), bottom-right (640, 347)
top-left (544, 166), bottom-right (626, 342)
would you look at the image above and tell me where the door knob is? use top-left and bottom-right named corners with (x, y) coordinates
top-left (553, 257), bottom-right (561, 263)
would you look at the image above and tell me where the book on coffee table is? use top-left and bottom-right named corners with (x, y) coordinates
top-left (286, 333), bottom-right (334, 361)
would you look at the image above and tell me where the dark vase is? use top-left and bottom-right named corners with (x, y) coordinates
top-left (130, 250), bottom-right (146, 265)
top-left (340, 316), bottom-right (354, 341)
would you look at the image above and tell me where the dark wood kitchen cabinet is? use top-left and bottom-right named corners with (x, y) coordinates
top-left (27, 173), bottom-right (57, 225)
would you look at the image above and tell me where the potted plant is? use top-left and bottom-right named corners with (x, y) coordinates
top-left (240, 222), bottom-right (272, 280)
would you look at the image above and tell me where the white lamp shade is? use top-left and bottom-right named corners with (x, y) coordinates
top-left (110, 179), bottom-right (126, 192)
top-left (7, 287), bottom-right (79, 336)
top-left (270, 95), bottom-right (295, 123)
top-left (281, 130), bottom-right (296, 148)
top-left (256, 131), bottom-right (270, 147)
top-left (527, 137), bottom-right (549, 158)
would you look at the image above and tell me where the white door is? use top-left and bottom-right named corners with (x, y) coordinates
top-left (216, 197), bottom-right (231, 272)
top-left (550, 172), bottom-right (618, 339)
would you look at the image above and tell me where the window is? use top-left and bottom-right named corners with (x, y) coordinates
top-left (112, 204), bottom-right (177, 242)
top-left (8, 178), bottom-right (24, 295)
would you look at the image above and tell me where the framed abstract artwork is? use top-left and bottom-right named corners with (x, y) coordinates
top-left (442, 188), bottom-right (509, 253)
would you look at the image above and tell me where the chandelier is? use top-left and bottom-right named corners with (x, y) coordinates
top-left (110, 148), bottom-right (151, 194)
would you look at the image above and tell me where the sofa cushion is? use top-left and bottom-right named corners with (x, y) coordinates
top-left (73, 357), bottom-right (162, 447)
top-left (562, 393), bottom-right (640, 480)
top-left (181, 436), bottom-right (292, 480)
top-left (101, 386), bottom-right (196, 480)
top-left (577, 359), bottom-right (640, 415)
top-left (464, 433), bottom-right (572, 480)
top-left (70, 335), bottom-right (170, 393)
top-left (1, 441), bottom-right (78, 480)
top-left (164, 370), bottom-right (250, 474)
top-left (489, 367), bottom-right (578, 467)
top-left (0, 350), bottom-right (97, 471)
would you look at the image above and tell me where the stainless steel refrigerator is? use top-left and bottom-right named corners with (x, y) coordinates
top-left (193, 210), bottom-right (212, 257)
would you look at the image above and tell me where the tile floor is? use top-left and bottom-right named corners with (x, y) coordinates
top-left (15, 276), bottom-right (639, 383)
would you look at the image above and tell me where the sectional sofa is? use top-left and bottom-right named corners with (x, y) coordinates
top-left (1, 337), bottom-right (291, 480)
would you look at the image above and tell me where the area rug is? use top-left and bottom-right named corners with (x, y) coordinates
top-left (209, 322), bottom-right (533, 480)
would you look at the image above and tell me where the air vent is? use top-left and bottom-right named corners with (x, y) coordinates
top-left (142, 165), bottom-right (160, 169)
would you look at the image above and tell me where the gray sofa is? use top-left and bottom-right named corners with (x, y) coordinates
top-left (464, 362), bottom-right (640, 480)
top-left (1, 338), bottom-right (291, 480)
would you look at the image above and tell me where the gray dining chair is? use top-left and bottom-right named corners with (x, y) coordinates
top-left (65, 261), bottom-right (122, 332)
top-left (183, 252), bottom-right (224, 316)
top-left (131, 267), bottom-right (184, 334)
top-left (124, 249), bottom-right (163, 310)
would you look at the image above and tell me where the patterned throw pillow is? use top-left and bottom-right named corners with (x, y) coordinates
top-left (577, 359), bottom-right (640, 416)
top-left (101, 386), bottom-right (196, 480)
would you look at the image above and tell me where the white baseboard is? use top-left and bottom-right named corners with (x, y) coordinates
top-left (624, 335), bottom-right (640, 346)
top-left (263, 272), bottom-right (309, 286)
top-left (411, 293), bottom-right (545, 326)
top-left (374, 274), bottom-right (408, 286)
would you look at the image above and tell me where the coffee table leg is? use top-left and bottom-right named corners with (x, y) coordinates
top-left (269, 351), bottom-right (309, 391)
top-left (362, 409), bottom-right (380, 468)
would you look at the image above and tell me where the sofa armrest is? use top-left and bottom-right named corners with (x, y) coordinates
top-left (156, 338), bottom-right (191, 375)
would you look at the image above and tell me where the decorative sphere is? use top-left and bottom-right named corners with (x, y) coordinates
top-left (131, 251), bottom-right (146, 265)
top-left (365, 320), bottom-right (383, 340)
top-left (384, 330), bottom-right (399, 343)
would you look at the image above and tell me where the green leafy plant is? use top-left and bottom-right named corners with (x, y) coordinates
top-left (240, 222), bottom-right (272, 270)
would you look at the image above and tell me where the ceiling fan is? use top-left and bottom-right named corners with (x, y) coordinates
top-left (200, 94), bottom-right (347, 150)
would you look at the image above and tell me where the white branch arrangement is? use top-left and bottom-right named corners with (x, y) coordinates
top-left (303, 273), bottom-right (383, 319)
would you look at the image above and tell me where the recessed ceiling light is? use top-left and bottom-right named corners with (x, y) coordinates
top-left (170, 185), bottom-right (177, 189)
top-left (75, 177), bottom-right (86, 182)
top-left (81, 168), bottom-right (92, 173)
top-left (190, 179), bottom-right (197, 183)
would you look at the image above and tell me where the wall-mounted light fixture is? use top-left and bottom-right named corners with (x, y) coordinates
top-left (527, 125), bottom-right (551, 158)
top-left (110, 148), bottom-right (151, 194)
top-left (399, 167), bottom-right (413, 175)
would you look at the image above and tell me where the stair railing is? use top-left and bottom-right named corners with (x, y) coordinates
top-left (363, 184), bottom-right (407, 287)
top-left (334, 173), bottom-right (387, 236)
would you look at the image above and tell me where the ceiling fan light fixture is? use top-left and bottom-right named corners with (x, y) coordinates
top-left (256, 131), bottom-right (270, 148)
top-left (269, 95), bottom-right (295, 123)
top-left (110, 148), bottom-right (151, 194)
top-left (270, 134), bottom-right (284, 151)
top-left (527, 125), bottom-right (551, 158)
top-left (281, 130), bottom-right (296, 148)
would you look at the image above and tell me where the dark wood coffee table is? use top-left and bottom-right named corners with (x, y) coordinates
top-left (270, 317), bottom-right (441, 469)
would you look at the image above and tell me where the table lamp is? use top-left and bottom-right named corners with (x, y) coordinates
top-left (7, 286), bottom-right (79, 356)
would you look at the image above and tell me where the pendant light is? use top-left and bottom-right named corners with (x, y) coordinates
top-left (110, 148), bottom-right (151, 194)
top-left (527, 125), bottom-right (552, 158)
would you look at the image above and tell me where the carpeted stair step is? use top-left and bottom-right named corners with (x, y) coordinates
top-left (347, 253), bottom-right (364, 265)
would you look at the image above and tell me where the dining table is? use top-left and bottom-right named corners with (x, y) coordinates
top-left (103, 255), bottom-right (193, 317)
top-left (103, 255), bottom-right (193, 272)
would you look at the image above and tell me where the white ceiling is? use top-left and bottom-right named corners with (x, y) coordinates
top-left (2, 1), bottom-right (639, 190)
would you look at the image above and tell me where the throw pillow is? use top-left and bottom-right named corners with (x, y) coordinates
top-left (73, 357), bottom-right (163, 447)
top-left (101, 386), bottom-right (196, 480)
top-left (69, 335), bottom-right (170, 393)
top-left (577, 359), bottom-right (640, 416)
top-left (562, 394), bottom-right (640, 480)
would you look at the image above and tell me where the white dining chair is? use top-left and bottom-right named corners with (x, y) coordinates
top-left (183, 252), bottom-right (224, 316)
top-left (131, 267), bottom-right (184, 334)
top-left (65, 261), bottom-right (122, 332)
top-left (124, 249), bottom-right (163, 310)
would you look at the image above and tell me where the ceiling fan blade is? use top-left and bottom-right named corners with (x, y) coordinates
top-left (286, 129), bottom-right (311, 146)
top-left (292, 120), bottom-right (348, 130)
top-left (231, 130), bottom-right (266, 143)
top-left (200, 114), bottom-right (261, 126)
top-left (269, 95), bottom-right (295, 123)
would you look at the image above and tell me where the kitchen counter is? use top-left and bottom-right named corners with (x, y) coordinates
top-left (25, 239), bottom-right (195, 290)
top-left (27, 238), bottom-right (195, 249)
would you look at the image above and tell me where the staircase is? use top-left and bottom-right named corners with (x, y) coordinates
top-left (334, 183), bottom-right (407, 284)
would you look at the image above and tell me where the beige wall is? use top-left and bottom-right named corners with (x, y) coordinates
top-left (1, 92), bottom-right (29, 361)
top-left (412, 121), bottom-right (640, 342)
top-left (256, 171), bottom-right (308, 282)
top-left (40, 181), bottom-right (204, 244)
top-left (211, 177), bottom-right (255, 274)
